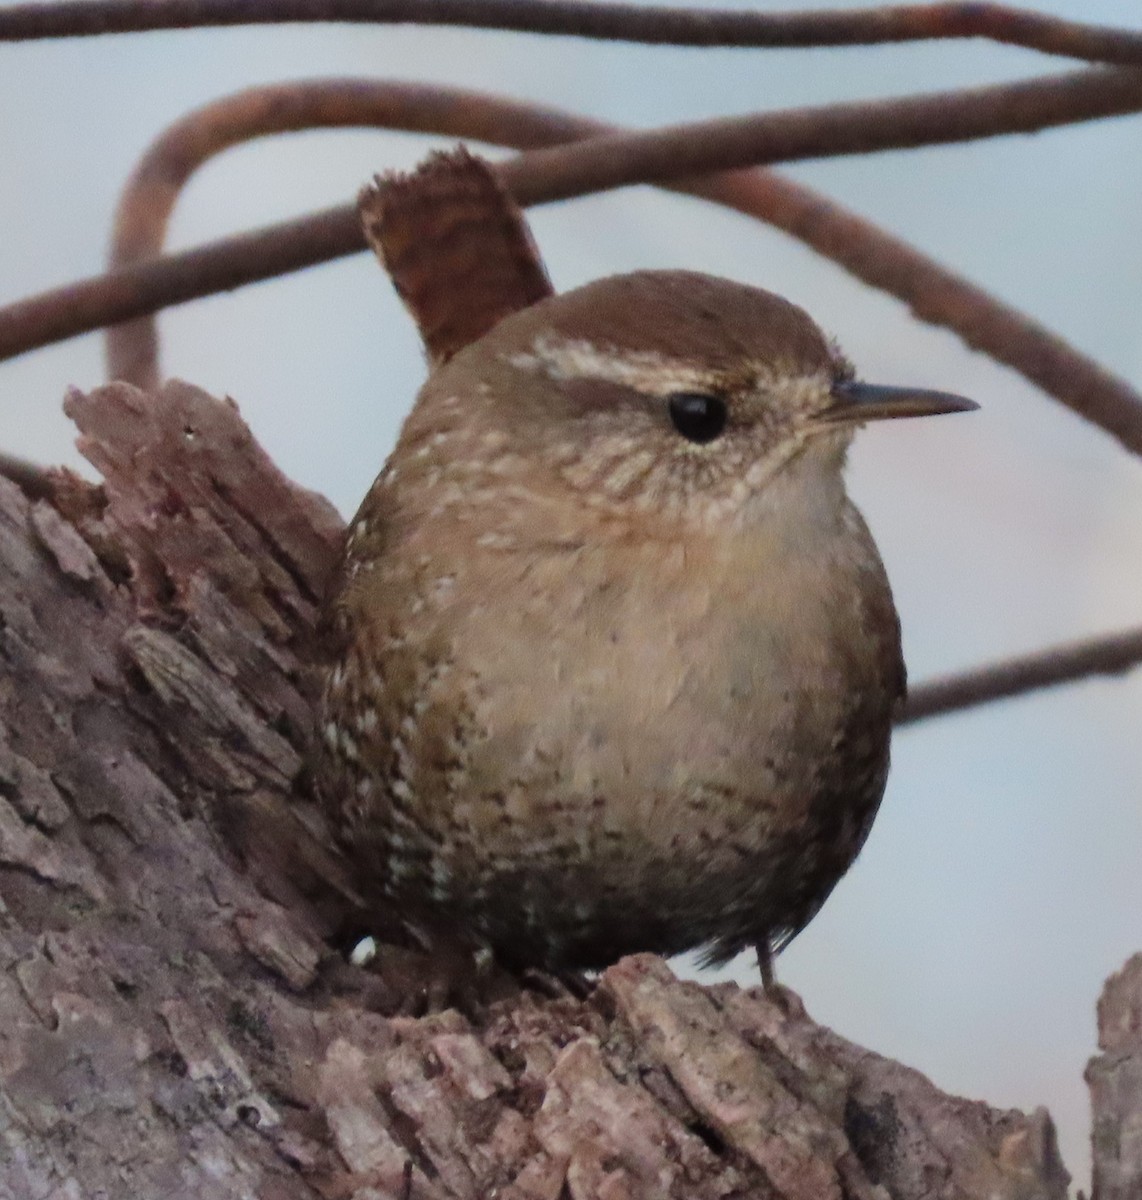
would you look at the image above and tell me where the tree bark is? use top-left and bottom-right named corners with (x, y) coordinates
top-left (0, 378), bottom-right (1113, 1199)
top-left (1088, 954), bottom-right (1142, 1200)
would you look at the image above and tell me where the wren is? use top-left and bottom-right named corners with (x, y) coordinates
top-left (317, 151), bottom-right (976, 989)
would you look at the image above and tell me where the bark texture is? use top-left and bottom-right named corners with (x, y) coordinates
top-left (1088, 953), bottom-right (1142, 1199)
top-left (0, 379), bottom-right (1104, 1199)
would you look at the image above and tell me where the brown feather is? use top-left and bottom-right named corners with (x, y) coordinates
top-left (360, 147), bottom-right (553, 367)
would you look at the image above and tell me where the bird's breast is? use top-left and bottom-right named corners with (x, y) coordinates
top-left (419, 507), bottom-right (901, 854)
top-left (324, 492), bottom-right (904, 965)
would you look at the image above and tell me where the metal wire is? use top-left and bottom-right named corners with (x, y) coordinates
top-left (3, 0), bottom-right (1142, 67)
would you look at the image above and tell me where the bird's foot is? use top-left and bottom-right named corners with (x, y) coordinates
top-left (520, 966), bottom-right (596, 1002)
top-left (322, 928), bottom-right (593, 1018)
top-left (318, 927), bottom-right (515, 1017)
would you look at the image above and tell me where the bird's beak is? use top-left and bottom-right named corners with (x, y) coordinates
top-left (819, 380), bottom-right (979, 425)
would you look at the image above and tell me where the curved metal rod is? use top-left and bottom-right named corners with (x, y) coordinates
top-left (2, 0), bottom-right (1142, 68)
top-left (71, 71), bottom-right (1142, 455)
top-left (3, 67), bottom-right (1139, 390)
top-left (108, 82), bottom-right (591, 387)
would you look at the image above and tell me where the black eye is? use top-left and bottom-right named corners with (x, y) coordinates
top-left (668, 392), bottom-right (727, 444)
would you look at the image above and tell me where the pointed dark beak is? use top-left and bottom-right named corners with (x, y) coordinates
top-left (821, 380), bottom-right (979, 425)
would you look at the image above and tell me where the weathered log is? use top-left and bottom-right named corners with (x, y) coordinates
top-left (0, 379), bottom-right (1096, 1198)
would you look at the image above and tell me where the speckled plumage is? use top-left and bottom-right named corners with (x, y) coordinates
top-left (316, 267), bottom-right (934, 973)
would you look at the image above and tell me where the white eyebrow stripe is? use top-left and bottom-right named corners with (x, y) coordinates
top-left (504, 334), bottom-right (828, 405)
top-left (505, 335), bottom-right (709, 394)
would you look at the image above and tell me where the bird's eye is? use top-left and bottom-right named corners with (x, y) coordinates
top-left (667, 393), bottom-right (727, 444)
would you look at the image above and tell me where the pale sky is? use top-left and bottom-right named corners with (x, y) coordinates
top-left (3, 1), bottom-right (1141, 1186)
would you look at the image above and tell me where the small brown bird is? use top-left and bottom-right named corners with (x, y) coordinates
top-left (318, 151), bottom-right (975, 990)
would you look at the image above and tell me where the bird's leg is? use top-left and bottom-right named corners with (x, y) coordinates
top-left (756, 937), bottom-right (779, 998)
top-left (755, 937), bottom-right (804, 1015)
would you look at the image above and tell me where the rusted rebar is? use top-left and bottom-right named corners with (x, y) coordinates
top-left (5, 65), bottom-right (1142, 380)
top-left (100, 78), bottom-right (1142, 468)
top-left (901, 627), bottom-right (1142, 723)
top-left (2, 0), bottom-right (1142, 68)
top-left (107, 82), bottom-right (582, 388)
top-left (494, 67), bottom-right (1142, 205)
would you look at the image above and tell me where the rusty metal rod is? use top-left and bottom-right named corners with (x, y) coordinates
top-left (489, 67), bottom-right (1142, 205)
top-left (3, 65), bottom-right (1141, 365)
top-left (2, 0), bottom-right (1142, 68)
top-left (99, 78), bottom-right (1142, 468)
top-left (900, 627), bottom-right (1142, 723)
